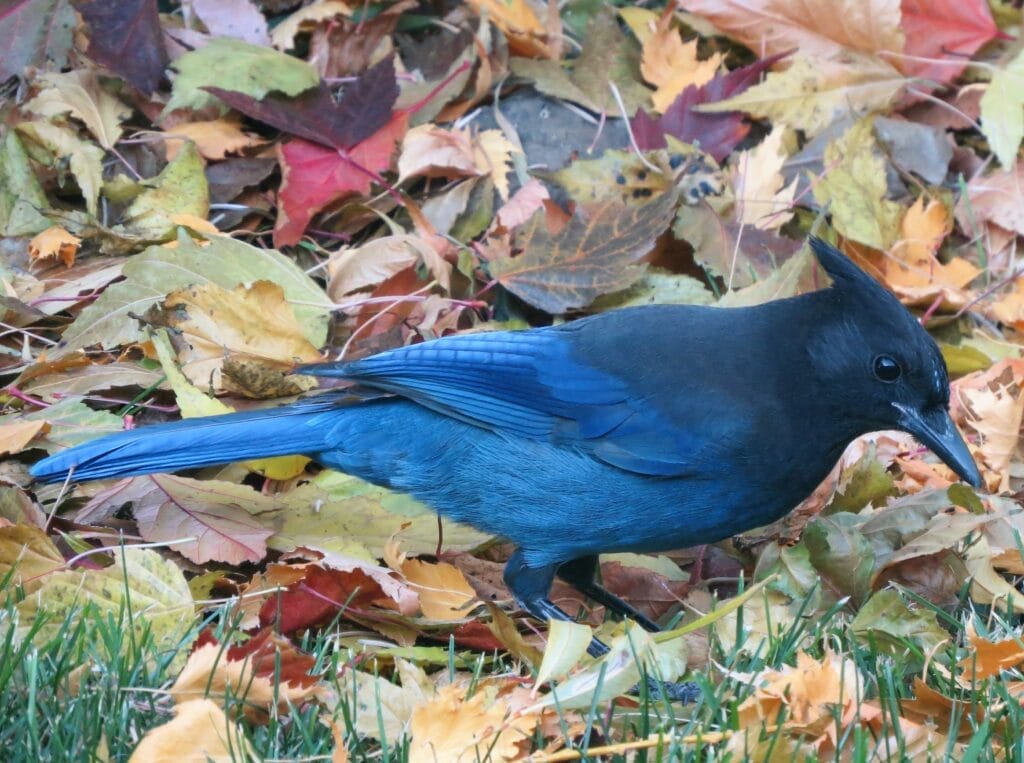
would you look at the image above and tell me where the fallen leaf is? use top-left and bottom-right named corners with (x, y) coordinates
top-left (812, 117), bottom-right (903, 250)
top-left (122, 142), bottom-right (210, 242)
top-left (409, 683), bottom-right (538, 763)
top-left (76, 0), bottom-right (168, 95)
top-left (163, 119), bottom-right (266, 161)
top-left (386, 540), bottom-right (477, 622)
top-left (730, 125), bottom-right (798, 230)
top-left (129, 699), bottom-right (257, 762)
top-left (699, 54), bottom-right (908, 137)
top-left (980, 49), bottom-right (1024, 169)
top-left (641, 14), bottom-right (723, 112)
top-left (0, 419), bottom-right (50, 456)
top-left (683, 0), bottom-right (904, 62)
top-left (0, 523), bottom-right (64, 597)
top-left (487, 191), bottom-right (678, 313)
top-left (16, 121), bottom-right (104, 215)
top-left (465, 0), bottom-right (549, 58)
top-left (28, 226), bottom-right (80, 268)
top-left (25, 69), bottom-right (131, 148)
top-left (271, 0), bottom-right (353, 50)
top-left (900, 0), bottom-right (1000, 85)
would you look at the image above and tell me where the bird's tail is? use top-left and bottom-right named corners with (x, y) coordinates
top-left (30, 394), bottom-right (351, 483)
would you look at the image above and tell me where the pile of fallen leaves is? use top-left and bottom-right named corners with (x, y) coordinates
top-left (2, 0), bottom-right (1024, 759)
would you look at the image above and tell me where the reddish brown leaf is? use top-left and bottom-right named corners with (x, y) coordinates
top-left (259, 564), bottom-right (407, 633)
top-left (601, 561), bottom-right (690, 621)
top-left (0, 0), bottom-right (76, 81)
top-left (631, 52), bottom-right (790, 162)
top-left (900, 0), bottom-right (1000, 85)
top-left (274, 114), bottom-right (408, 247)
top-left (195, 627), bottom-right (319, 688)
top-left (205, 56), bottom-right (398, 151)
top-left (74, 0), bottom-right (168, 94)
top-left (487, 191), bottom-right (678, 314)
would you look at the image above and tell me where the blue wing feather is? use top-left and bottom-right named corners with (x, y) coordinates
top-left (297, 328), bottom-right (706, 476)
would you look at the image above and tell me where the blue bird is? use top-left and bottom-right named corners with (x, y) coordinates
top-left (31, 238), bottom-right (981, 648)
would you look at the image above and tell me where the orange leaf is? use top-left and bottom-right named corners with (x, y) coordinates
top-left (28, 227), bottom-right (80, 268)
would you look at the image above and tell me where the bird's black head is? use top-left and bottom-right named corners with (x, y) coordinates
top-left (805, 237), bottom-right (981, 487)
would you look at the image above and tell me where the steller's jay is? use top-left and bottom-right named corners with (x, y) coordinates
top-left (31, 238), bottom-right (981, 648)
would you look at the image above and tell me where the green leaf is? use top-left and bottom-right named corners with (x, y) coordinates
top-left (55, 231), bottom-right (331, 356)
top-left (812, 117), bottom-right (902, 250)
top-left (851, 588), bottom-right (949, 654)
top-left (162, 38), bottom-right (319, 118)
top-left (980, 50), bottom-right (1024, 169)
top-left (24, 398), bottom-right (123, 452)
top-left (0, 130), bottom-right (51, 236)
top-left (122, 141), bottom-right (209, 241)
top-left (804, 514), bottom-right (876, 606)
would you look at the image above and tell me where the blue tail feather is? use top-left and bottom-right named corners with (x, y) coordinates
top-left (30, 395), bottom-right (349, 483)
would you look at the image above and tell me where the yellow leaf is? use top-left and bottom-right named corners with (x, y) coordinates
top-left (25, 70), bottom-right (131, 149)
top-left (641, 17), bottom-right (722, 112)
top-left (28, 226), bottom-right (80, 268)
top-left (884, 197), bottom-right (979, 305)
top-left (0, 524), bottom-right (64, 597)
top-left (124, 142), bottom-right (210, 241)
top-left (980, 49), bottom-right (1024, 169)
top-left (409, 684), bottom-right (538, 763)
top-left (731, 126), bottom-right (797, 230)
top-left (386, 540), bottom-right (476, 621)
top-left (700, 54), bottom-right (908, 137)
top-left (163, 119), bottom-right (266, 161)
top-left (0, 418), bottom-right (50, 455)
top-left (813, 117), bottom-right (903, 250)
top-left (129, 699), bottom-right (257, 763)
top-left (465, 0), bottom-right (549, 58)
top-left (271, 0), bottom-right (353, 50)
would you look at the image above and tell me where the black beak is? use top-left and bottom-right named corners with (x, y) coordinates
top-left (893, 403), bottom-right (982, 487)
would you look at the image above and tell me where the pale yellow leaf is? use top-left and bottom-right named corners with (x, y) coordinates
top-left (129, 699), bottom-right (257, 763)
top-left (164, 119), bottom-right (266, 161)
top-left (25, 69), bottom-right (131, 149)
top-left (0, 419), bottom-right (50, 456)
top-left (642, 22), bottom-right (722, 112)
top-left (731, 126), bottom-right (797, 230)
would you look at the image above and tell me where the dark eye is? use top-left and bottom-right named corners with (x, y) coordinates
top-left (873, 355), bottom-right (902, 382)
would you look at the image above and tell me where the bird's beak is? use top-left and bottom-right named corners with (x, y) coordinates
top-left (893, 402), bottom-right (982, 487)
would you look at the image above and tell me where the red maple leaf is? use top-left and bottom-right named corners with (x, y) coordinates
top-left (274, 114), bottom-right (409, 247)
top-left (900, 0), bottom-right (1001, 85)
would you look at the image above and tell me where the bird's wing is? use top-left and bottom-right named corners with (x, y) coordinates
top-left (300, 328), bottom-right (724, 476)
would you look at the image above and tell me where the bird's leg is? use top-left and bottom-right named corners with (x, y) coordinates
top-left (557, 556), bottom-right (661, 632)
top-left (559, 556), bottom-right (701, 704)
top-left (503, 549), bottom-right (609, 656)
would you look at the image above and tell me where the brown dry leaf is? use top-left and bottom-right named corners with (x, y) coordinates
top-left (960, 626), bottom-right (1024, 680)
top-left (128, 699), bottom-right (257, 762)
top-left (899, 678), bottom-right (983, 738)
top-left (271, 0), bottom-right (353, 50)
top-left (683, 0), bottom-right (904, 62)
top-left (0, 419), bottom-right (50, 456)
top-left (386, 540), bottom-right (477, 621)
top-left (734, 650), bottom-right (863, 733)
top-left (488, 191), bottom-right (678, 313)
top-left (398, 125), bottom-right (516, 200)
top-left (958, 360), bottom-right (1024, 492)
top-left (730, 126), bottom-right (798, 231)
top-left (170, 641), bottom-right (318, 720)
top-left (28, 227), bottom-right (81, 268)
top-left (229, 562), bottom-right (309, 630)
top-left (883, 197), bottom-right (980, 306)
top-left (465, 0), bottom-right (550, 58)
top-left (157, 280), bottom-right (322, 392)
top-left (163, 119), bottom-right (266, 161)
top-left (408, 683), bottom-right (538, 763)
top-left (328, 233), bottom-right (452, 301)
top-left (641, 14), bottom-right (723, 112)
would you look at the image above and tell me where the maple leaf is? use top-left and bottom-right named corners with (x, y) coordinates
top-left (487, 191), bottom-right (678, 313)
top-left (631, 51), bottom-right (789, 162)
top-left (900, 0), bottom-right (1001, 85)
top-left (129, 699), bottom-right (257, 763)
top-left (205, 56), bottom-right (399, 150)
top-left (640, 13), bottom-right (723, 113)
top-left (273, 114), bottom-right (408, 247)
top-left (730, 126), bottom-right (798, 231)
top-left (682, 0), bottom-right (904, 62)
top-left (75, 0), bottom-right (168, 94)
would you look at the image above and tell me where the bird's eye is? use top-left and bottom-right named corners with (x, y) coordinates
top-left (873, 355), bottom-right (902, 382)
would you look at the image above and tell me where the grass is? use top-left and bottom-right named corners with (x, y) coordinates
top-left (0, 581), bottom-right (1022, 761)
